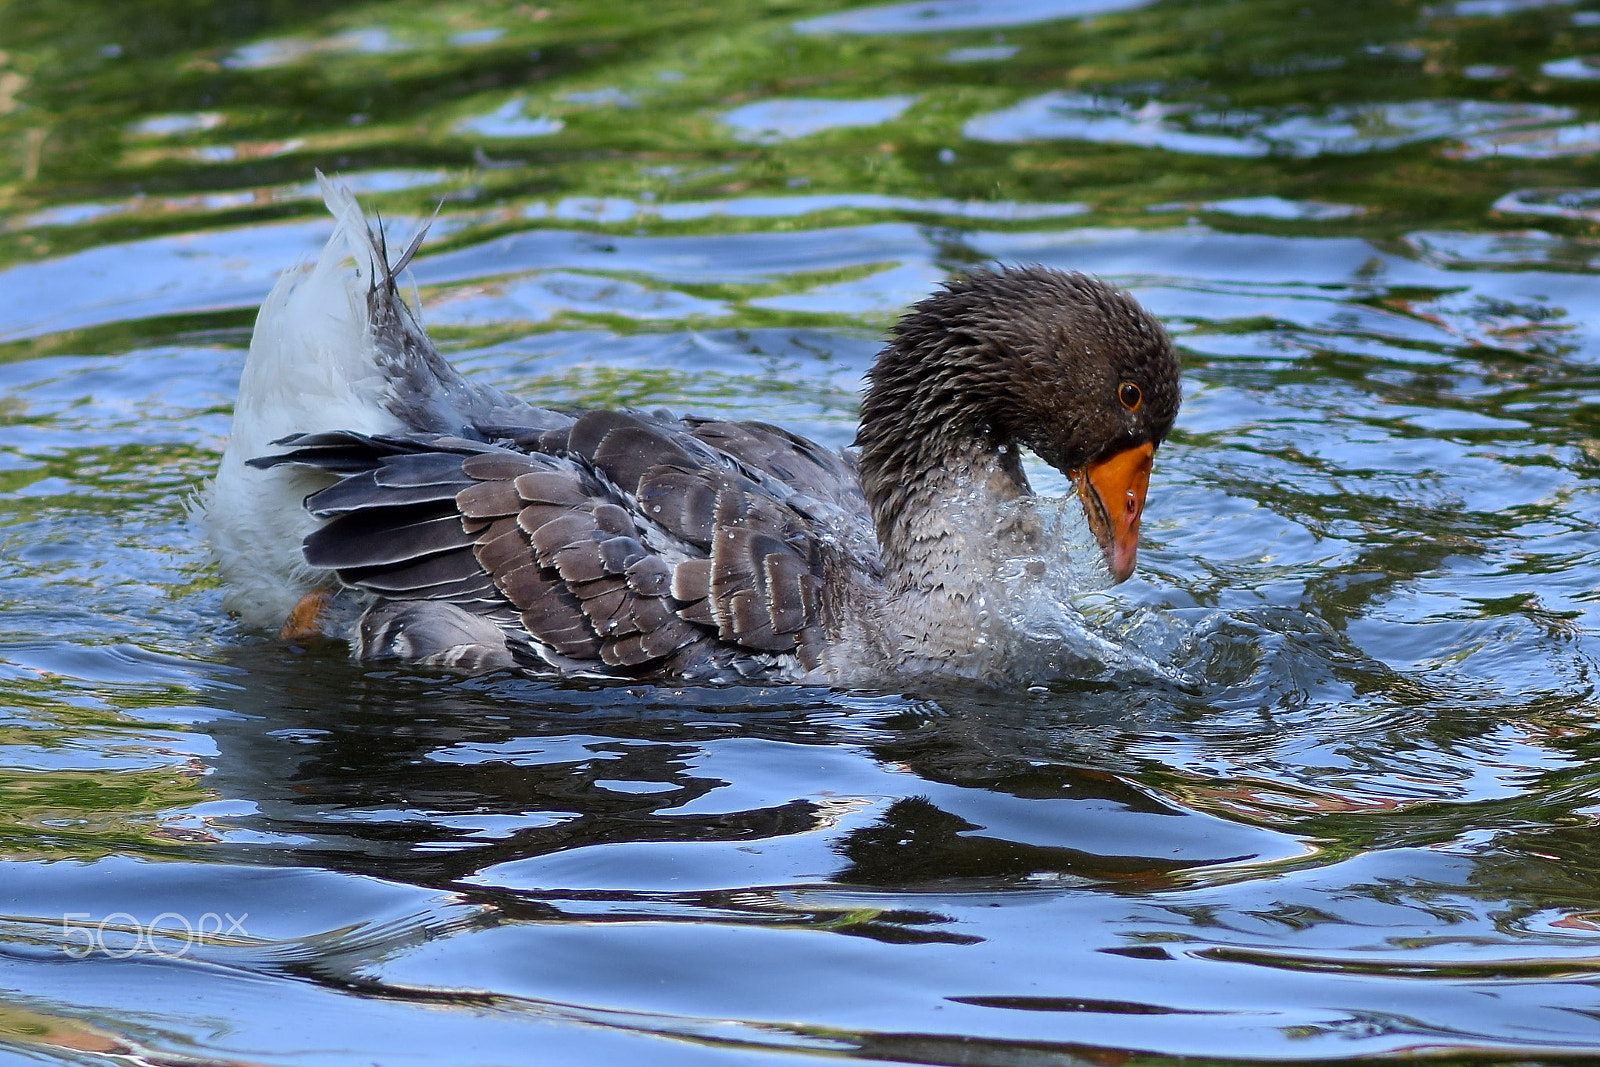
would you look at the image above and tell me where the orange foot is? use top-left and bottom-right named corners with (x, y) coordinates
top-left (279, 590), bottom-right (333, 642)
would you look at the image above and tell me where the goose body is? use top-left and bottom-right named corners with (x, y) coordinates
top-left (201, 178), bottom-right (1179, 685)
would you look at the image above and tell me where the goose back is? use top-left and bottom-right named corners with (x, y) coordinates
top-left (253, 407), bottom-right (879, 682)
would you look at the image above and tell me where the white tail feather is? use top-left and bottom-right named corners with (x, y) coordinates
top-left (199, 173), bottom-right (404, 630)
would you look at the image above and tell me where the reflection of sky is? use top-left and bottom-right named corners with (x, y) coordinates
top-left (3, 170), bottom-right (447, 234)
top-left (425, 272), bottom-right (727, 326)
top-left (454, 98), bottom-right (565, 139)
top-left (750, 262), bottom-right (949, 317)
top-left (1405, 230), bottom-right (1600, 270)
top-left (224, 23), bottom-right (506, 65)
top-left (127, 112), bottom-right (224, 138)
top-left (965, 92), bottom-right (1575, 158)
top-left (944, 45), bottom-right (1021, 62)
top-left (1493, 188), bottom-right (1600, 222)
top-left (796, 0), bottom-right (1150, 34)
top-left (722, 96), bottom-right (917, 142)
top-left (521, 192), bottom-right (1087, 224)
top-left (223, 28), bottom-right (399, 69)
top-left (8, 186), bottom-right (1087, 236)
top-left (650, 193), bottom-right (1085, 222)
top-left (562, 88), bottom-right (637, 108)
top-left (1197, 197), bottom-right (1363, 221)
top-left (1445, 0), bottom-right (1578, 14)
top-left (1541, 56), bottom-right (1600, 79)
top-left (448, 28), bottom-right (506, 47)
top-left (1457, 121), bottom-right (1600, 159)
top-left (187, 141), bottom-right (304, 163)
top-left (968, 96), bottom-right (1267, 156)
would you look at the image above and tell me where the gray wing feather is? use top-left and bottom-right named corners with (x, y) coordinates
top-left (256, 407), bottom-right (860, 677)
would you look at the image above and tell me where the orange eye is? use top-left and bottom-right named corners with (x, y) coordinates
top-left (1118, 382), bottom-right (1142, 412)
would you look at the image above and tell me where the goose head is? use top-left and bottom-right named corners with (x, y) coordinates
top-left (856, 266), bottom-right (1180, 584)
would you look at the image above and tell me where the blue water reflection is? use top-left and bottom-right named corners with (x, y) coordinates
top-left (796, 0), bottom-right (1155, 34)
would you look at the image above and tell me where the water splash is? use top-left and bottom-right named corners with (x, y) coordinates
top-left (933, 488), bottom-right (1187, 684)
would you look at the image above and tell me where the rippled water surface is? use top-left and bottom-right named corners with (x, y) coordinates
top-left (3, 0), bottom-right (1600, 1062)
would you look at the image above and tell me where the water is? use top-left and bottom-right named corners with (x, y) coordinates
top-left (2, 0), bottom-right (1600, 1062)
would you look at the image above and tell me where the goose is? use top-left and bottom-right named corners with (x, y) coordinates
top-left (200, 177), bottom-right (1180, 685)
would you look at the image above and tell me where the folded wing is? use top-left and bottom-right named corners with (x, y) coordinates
top-left (253, 407), bottom-right (872, 681)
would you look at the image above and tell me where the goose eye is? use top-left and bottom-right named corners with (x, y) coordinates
top-left (1118, 382), bottom-right (1142, 412)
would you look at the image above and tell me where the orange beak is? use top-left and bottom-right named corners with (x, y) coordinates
top-left (1075, 441), bottom-right (1154, 584)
